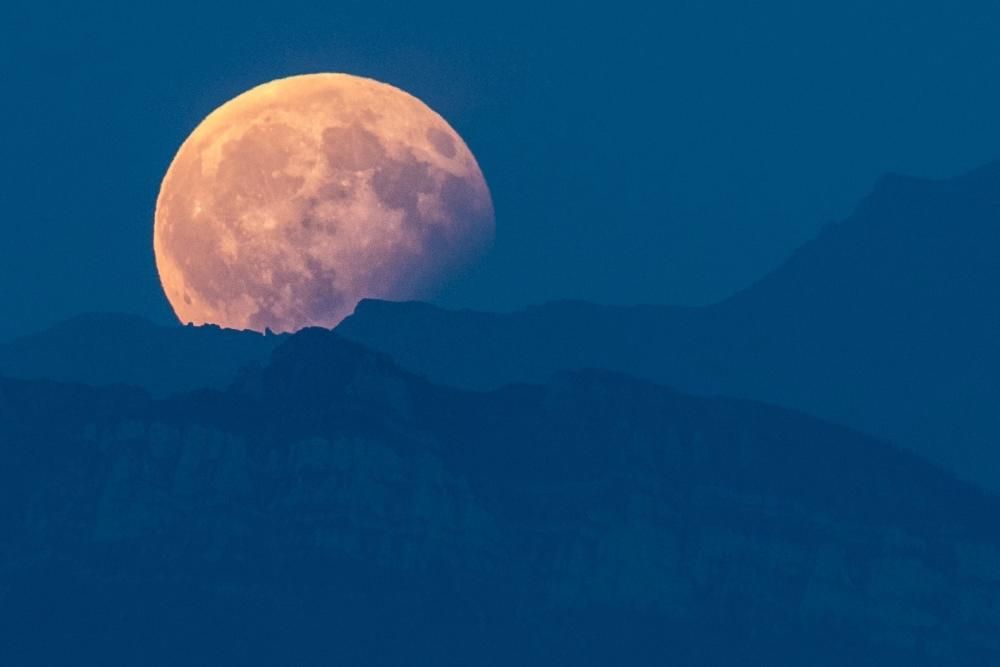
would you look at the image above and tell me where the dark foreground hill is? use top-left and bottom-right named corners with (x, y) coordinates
top-left (337, 161), bottom-right (1000, 489)
top-left (2, 329), bottom-right (999, 665)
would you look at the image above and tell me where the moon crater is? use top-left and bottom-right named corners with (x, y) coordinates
top-left (154, 73), bottom-right (494, 332)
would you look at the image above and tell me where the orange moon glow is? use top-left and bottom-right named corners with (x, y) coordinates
top-left (154, 73), bottom-right (494, 332)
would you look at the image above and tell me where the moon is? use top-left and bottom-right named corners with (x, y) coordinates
top-left (154, 73), bottom-right (494, 332)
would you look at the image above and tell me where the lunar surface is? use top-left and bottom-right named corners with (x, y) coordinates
top-left (154, 73), bottom-right (494, 332)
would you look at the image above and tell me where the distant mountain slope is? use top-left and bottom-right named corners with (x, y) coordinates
top-left (336, 161), bottom-right (1000, 488)
top-left (2, 328), bottom-right (1000, 664)
top-left (0, 313), bottom-right (283, 397)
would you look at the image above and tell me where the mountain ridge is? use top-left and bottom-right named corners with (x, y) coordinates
top-left (337, 159), bottom-right (1000, 489)
top-left (0, 313), bottom-right (285, 397)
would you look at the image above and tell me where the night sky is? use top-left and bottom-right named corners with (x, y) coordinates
top-left (3, 0), bottom-right (1000, 339)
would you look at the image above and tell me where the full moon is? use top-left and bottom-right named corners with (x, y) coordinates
top-left (154, 73), bottom-right (494, 332)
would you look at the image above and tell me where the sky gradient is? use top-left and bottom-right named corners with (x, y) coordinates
top-left (3, 0), bottom-right (1000, 338)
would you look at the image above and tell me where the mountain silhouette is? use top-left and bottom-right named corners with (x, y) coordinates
top-left (337, 161), bottom-right (1000, 489)
top-left (0, 313), bottom-right (283, 397)
top-left (2, 328), bottom-right (1000, 664)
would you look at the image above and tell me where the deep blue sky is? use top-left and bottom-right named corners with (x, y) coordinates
top-left (3, 0), bottom-right (1000, 338)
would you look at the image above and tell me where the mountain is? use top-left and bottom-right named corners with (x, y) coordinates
top-left (0, 313), bottom-right (283, 397)
top-left (336, 161), bottom-right (1000, 489)
top-left (2, 328), bottom-right (1000, 665)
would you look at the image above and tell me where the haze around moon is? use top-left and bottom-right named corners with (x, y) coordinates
top-left (154, 73), bottom-right (494, 332)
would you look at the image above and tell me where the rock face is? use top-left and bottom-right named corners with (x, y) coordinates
top-left (2, 330), bottom-right (999, 665)
top-left (336, 161), bottom-right (1000, 490)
